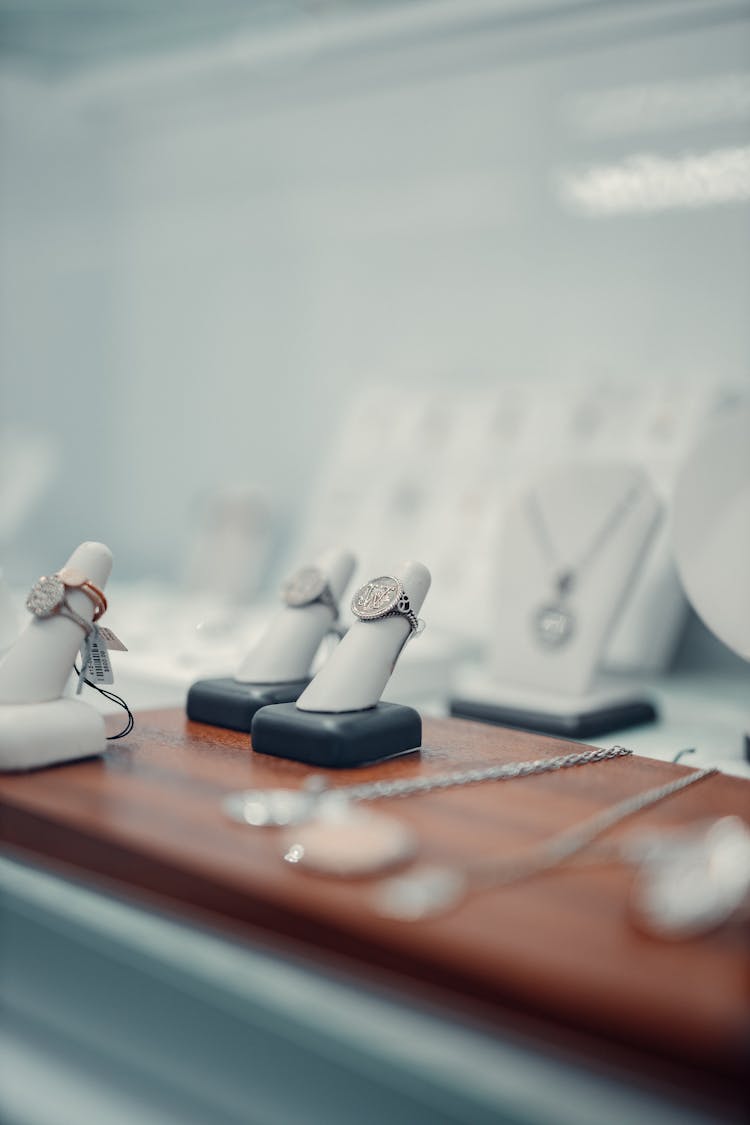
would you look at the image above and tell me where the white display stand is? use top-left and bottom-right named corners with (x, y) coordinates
top-left (186, 548), bottom-right (357, 733)
top-left (455, 672), bottom-right (650, 722)
top-left (0, 542), bottom-right (113, 770)
top-left (672, 407), bottom-right (750, 662)
top-left (603, 523), bottom-right (684, 673)
top-left (491, 462), bottom-right (660, 695)
top-left (293, 379), bottom-right (746, 678)
top-left (252, 562), bottom-right (431, 767)
top-left (671, 406), bottom-right (750, 756)
top-left (0, 569), bottom-right (19, 656)
top-left (236, 548), bottom-right (355, 684)
top-left (452, 464), bottom-right (661, 732)
top-left (297, 561), bottom-right (431, 713)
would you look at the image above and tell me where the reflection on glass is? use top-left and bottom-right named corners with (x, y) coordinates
top-left (559, 146), bottom-right (750, 215)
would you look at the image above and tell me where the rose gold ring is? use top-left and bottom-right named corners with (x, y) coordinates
top-left (57, 567), bottom-right (108, 621)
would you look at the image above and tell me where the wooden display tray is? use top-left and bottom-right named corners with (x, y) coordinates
top-left (1, 709), bottom-right (748, 1114)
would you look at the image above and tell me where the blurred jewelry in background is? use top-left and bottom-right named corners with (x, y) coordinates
top-left (671, 404), bottom-right (750, 760)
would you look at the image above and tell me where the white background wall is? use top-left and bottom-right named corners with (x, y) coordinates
top-left (1, 0), bottom-right (749, 585)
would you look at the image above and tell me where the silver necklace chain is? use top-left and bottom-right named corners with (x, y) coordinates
top-left (224, 746), bottom-right (633, 828)
top-left (374, 767), bottom-right (719, 920)
top-left (527, 481), bottom-right (642, 595)
top-left (335, 744), bottom-right (632, 803)
top-left (469, 766), bottom-right (718, 887)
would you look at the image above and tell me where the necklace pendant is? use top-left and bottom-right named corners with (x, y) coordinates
top-left (630, 816), bottom-right (750, 939)
top-left (534, 602), bottom-right (575, 648)
top-left (282, 802), bottom-right (416, 877)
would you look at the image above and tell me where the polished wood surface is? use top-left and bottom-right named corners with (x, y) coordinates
top-left (1, 710), bottom-right (748, 1103)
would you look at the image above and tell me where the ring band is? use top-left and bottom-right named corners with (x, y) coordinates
top-left (79, 580), bottom-right (107, 620)
top-left (59, 602), bottom-right (94, 635)
top-left (57, 567), bottom-right (107, 620)
top-left (386, 606), bottom-right (419, 632)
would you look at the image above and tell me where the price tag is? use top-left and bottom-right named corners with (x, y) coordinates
top-left (98, 626), bottom-right (127, 652)
top-left (86, 632), bottom-right (114, 686)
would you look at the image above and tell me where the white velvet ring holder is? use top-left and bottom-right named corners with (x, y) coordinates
top-left (251, 561), bottom-right (431, 768)
top-left (0, 541), bottom-right (113, 770)
top-left (237, 547), bottom-right (356, 684)
top-left (187, 548), bottom-right (356, 732)
top-left (297, 560), bottom-right (431, 713)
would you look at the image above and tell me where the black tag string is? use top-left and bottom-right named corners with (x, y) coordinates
top-left (72, 663), bottom-right (135, 740)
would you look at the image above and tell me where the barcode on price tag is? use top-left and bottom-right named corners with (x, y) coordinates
top-left (87, 634), bottom-right (114, 685)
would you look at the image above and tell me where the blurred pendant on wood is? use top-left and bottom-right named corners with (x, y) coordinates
top-left (374, 864), bottom-right (468, 920)
top-left (282, 799), bottom-right (416, 877)
top-left (629, 816), bottom-right (750, 940)
top-left (224, 786), bottom-right (322, 828)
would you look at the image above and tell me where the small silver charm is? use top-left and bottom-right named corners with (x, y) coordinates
top-left (534, 602), bottom-right (575, 647)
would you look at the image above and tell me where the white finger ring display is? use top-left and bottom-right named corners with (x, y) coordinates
top-left (251, 561), bottom-right (431, 767)
top-left (187, 548), bottom-right (355, 733)
top-left (283, 565), bottom-right (340, 619)
top-left (0, 541), bottom-right (113, 771)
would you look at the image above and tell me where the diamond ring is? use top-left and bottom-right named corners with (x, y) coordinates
top-left (26, 573), bottom-right (97, 635)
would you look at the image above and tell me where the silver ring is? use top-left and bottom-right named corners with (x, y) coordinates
top-left (351, 575), bottom-right (424, 636)
top-left (58, 602), bottom-right (94, 635)
top-left (282, 565), bottom-right (338, 620)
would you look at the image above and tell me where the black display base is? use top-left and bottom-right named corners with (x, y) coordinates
top-left (251, 701), bottom-right (422, 768)
top-left (449, 696), bottom-right (658, 740)
top-left (187, 678), bottom-right (311, 733)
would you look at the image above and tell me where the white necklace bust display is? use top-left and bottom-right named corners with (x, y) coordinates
top-left (0, 541), bottom-right (113, 770)
top-left (451, 462), bottom-right (662, 733)
top-left (490, 461), bottom-right (661, 700)
top-left (525, 477), bottom-right (644, 651)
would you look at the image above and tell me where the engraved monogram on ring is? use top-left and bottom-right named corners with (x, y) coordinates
top-left (351, 576), bottom-right (420, 633)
